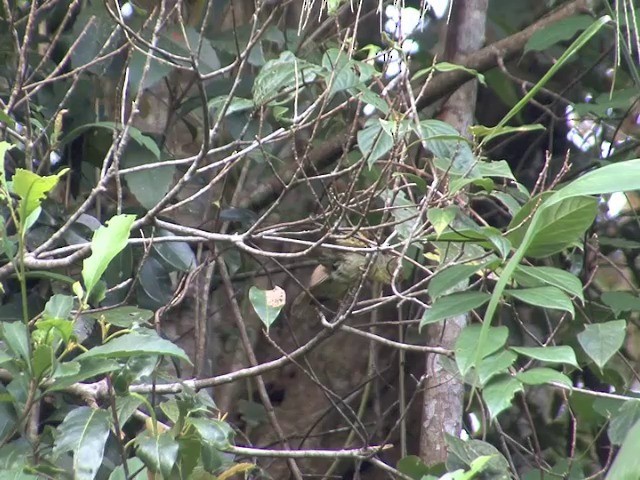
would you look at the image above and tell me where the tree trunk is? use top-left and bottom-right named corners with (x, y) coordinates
top-left (420, 0), bottom-right (488, 466)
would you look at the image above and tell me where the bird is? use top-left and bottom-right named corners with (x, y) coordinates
top-left (290, 238), bottom-right (399, 317)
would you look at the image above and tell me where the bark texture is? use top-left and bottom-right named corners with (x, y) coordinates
top-left (420, 0), bottom-right (488, 466)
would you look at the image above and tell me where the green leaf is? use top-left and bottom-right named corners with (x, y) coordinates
top-left (446, 436), bottom-right (511, 479)
top-left (608, 400), bottom-right (640, 446)
top-left (61, 122), bottom-right (160, 159)
top-left (11, 169), bottom-right (69, 230)
top-left (505, 287), bottom-right (574, 317)
top-left (577, 320), bottom-right (626, 369)
top-left (108, 458), bottom-right (147, 480)
top-left (189, 418), bottom-right (234, 449)
top-left (123, 143), bottom-right (175, 211)
top-left (606, 418), bottom-right (640, 479)
top-left (136, 431), bottom-right (179, 478)
top-left (456, 325), bottom-right (509, 377)
top-left (516, 368), bottom-right (572, 387)
top-left (378, 190), bottom-right (419, 239)
top-left (601, 291), bottom-right (640, 315)
top-left (397, 455), bottom-right (431, 480)
top-left (510, 346), bottom-right (579, 368)
top-left (475, 160), bottom-right (516, 180)
top-left (0, 350), bottom-right (12, 366)
top-left (421, 292), bottom-right (491, 328)
top-left (252, 51), bottom-right (320, 105)
top-left (357, 120), bottom-right (394, 167)
top-left (1, 469), bottom-right (39, 479)
top-left (482, 375), bottom-right (523, 419)
top-left (427, 207), bottom-right (458, 238)
top-left (53, 407), bottom-right (111, 480)
top-left (152, 230), bottom-right (195, 272)
top-left (249, 286), bottom-right (286, 330)
top-left (352, 84), bottom-right (389, 115)
top-left (429, 262), bottom-right (489, 299)
top-left (477, 155), bottom-right (640, 404)
top-left (32, 345), bottom-right (53, 379)
top-left (75, 332), bottom-right (191, 363)
top-left (322, 48), bottom-right (360, 95)
top-left (480, 16), bottom-right (610, 144)
top-left (478, 350), bottom-right (517, 386)
top-left (1, 322), bottom-right (30, 365)
top-left (44, 295), bottom-right (74, 320)
top-left (469, 124), bottom-right (545, 140)
top-left (48, 358), bottom-right (120, 391)
top-left (507, 195), bottom-right (598, 258)
top-left (0, 112), bottom-right (15, 128)
top-left (82, 215), bottom-right (136, 300)
top-left (413, 61), bottom-right (486, 85)
top-left (513, 265), bottom-right (584, 302)
top-left (209, 96), bottom-right (254, 119)
top-left (416, 120), bottom-right (477, 176)
top-left (459, 456), bottom-right (494, 480)
top-left (91, 306), bottom-right (154, 328)
top-left (548, 158), bottom-right (640, 204)
top-left (525, 15), bottom-right (595, 53)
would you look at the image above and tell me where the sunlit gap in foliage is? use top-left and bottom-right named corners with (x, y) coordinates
top-left (362, 0), bottom-right (449, 116)
top-left (565, 84), bottom-right (640, 218)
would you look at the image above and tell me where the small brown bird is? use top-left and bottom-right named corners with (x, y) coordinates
top-left (291, 238), bottom-right (400, 316)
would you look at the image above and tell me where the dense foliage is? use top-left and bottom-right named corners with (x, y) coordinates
top-left (1, 0), bottom-right (640, 479)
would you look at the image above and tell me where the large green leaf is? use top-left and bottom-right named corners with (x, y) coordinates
top-left (525, 15), bottom-right (595, 53)
top-left (123, 143), bottom-right (175, 211)
top-left (513, 265), bottom-right (584, 302)
top-left (480, 16), bottom-right (610, 144)
top-left (61, 122), bottom-right (160, 159)
top-left (189, 418), bottom-right (234, 449)
top-left (455, 325), bottom-right (509, 377)
top-left (606, 418), bottom-right (640, 479)
top-left (416, 120), bottom-right (477, 176)
top-left (252, 51), bottom-right (321, 105)
top-left (510, 346), bottom-right (579, 368)
top-left (429, 262), bottom-right (490, 299)
top-left (505, 287), bottom-right (574, 317)
top-left (608, 400), bottom-right (640, 446)
top-left (152, 229), bottom-right (196, 272)
top-left (48, 358), bottom-right (120, 391)
top-left (43, 294), bottom-right (74, 320)
top-left (476, 154), bottom-right (640, 376)
top-left (446, 436), bottom-right (511, 479)
top-left (478, 350), bottom-right (517, 386)
top-left (75, 332), bottom-right (191, 363)
top-left (378, 190), bottom-right (419, 239)
top-left (1, 322), bottom-right (30, 366)
top-left (249, 286), bottom-right (285, 330)
top-left (11, 169), bottom-right (69, 232)
top-left (427, 206), bottom-right (458, 237)
top-left (82, 215), bottom-right (136, 300)
top-left (53, 407), bottom-right (111, 480)
top-left (482, 375), bottom-right (523, 419)
top-left (507, 195), bottom-right (598, 258)
top-left (577, 320), bottom-right (626, 370)
top-left (397, 456), bottom-right (431, 479)
top-left (108, 458), bottom-right (147, 480)
top-left (601, 291), bottom-right (640, 315)
top-left (90, 306), bottom-right (154, 328)
top-left (516, 368), bottom-right (572, 387)
top-left (357, 120), bottom-right (394, 168)
top-left (136, 431), bottom-right (179, 478)
top-left (321, 48), bottom-right (360, 95)
top-left (421, 292), bottom-right (491, 327)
